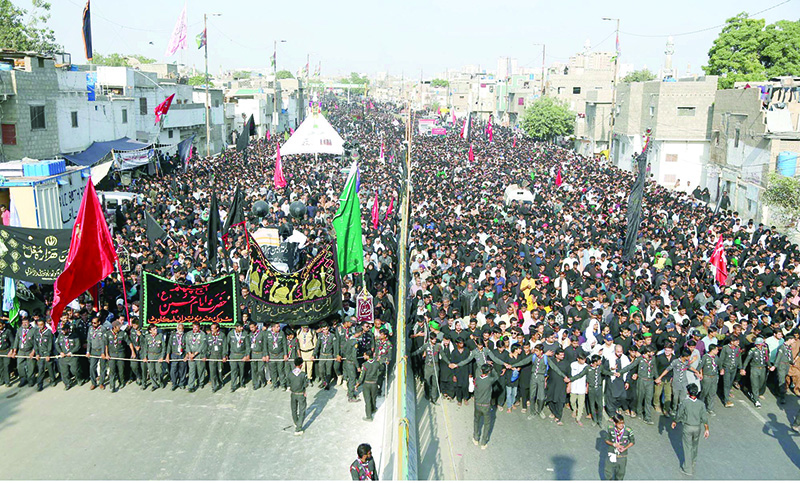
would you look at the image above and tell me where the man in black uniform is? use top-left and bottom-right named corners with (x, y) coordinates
top-left (473, 363), bottom-right (498, 449)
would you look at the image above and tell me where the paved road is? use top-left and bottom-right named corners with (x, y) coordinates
top-left (0, 381), bottom-right (387, 480)
top-left (416, 384), bottom-right (800, 480)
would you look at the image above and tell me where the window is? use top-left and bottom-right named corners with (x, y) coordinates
top-left (558, 87), bottom-right (565, 94)
top-left (663, 174), bottom-right (677, 183)
top-left (139, 97), bottom-right (147, 115)
top-left (518, 97), bottom-right (525, 106)
top-left (30, 105), bottom-right (45, 130)
top-left (665, 154), bottom-right (678, 163)
top-left (1, 124), bottom-right (16, 145)
top-left (122, 109), bottom-right (128, 124)
top-left (37, 58), bottom-right (44, 68)
top-left (523, 82), bottom-right (530, 89)
top-left (734, 128), bottom-right (740, 148)
top-left (713, 131), bottom-right (720, 147)
top-left (649, 106), bottom-right (655, 117)
top-left (572, 87), bottom-right (581, 95)
top-left (71, 111), bottom-right (78, 128)
top-left (168, 130), bottom-right (174, 139)
top-left (677, 107), bottom-right (696, 117)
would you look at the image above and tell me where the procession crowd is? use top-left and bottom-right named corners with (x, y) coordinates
top-left (404, 114), bottom-right (800, 477)
top-left (0, 99), bottom-right (402, 434)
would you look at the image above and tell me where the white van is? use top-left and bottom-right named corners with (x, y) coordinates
top-left (503, 184), bottom-right (535, 206)
top-left (98, 191), bottom-right (141, 216)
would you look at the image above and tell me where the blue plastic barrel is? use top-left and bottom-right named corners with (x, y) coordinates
top-left (777, 152), bottom-right (797, 177)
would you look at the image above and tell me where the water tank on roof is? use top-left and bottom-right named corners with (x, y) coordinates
top-left (777, 151), bottom-right (798, 177)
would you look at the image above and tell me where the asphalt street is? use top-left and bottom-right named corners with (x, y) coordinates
top-left (416, 383), bottom-right (800, 480)
top-left (0, 379), bottom-right (387, 480)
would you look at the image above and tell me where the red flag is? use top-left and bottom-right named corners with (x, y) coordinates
top-left (385, 197), bottom-right (394, 221)
top-left (266, 129), bottom-right (271, 141)
top-left (274, 144), bottom-right (287, 189)
top-left (709, 235), bottom-right (728, 285)
top-left (555, 168), bottom-right (562, 187)
top-left (468, 144), bottom-right (474, 162)
top-left (371, 192), bottom-right (380, 230)
top-left (489, 124), bottom-right (493, 143)
top-left (513, 137), bottom-right (517, 148)
top-left (154, 94), bottom-right (175, 124)
top-left (452, 112), bottom-right (456, 125)
top-left (50, 179), bottom-right (117, 332)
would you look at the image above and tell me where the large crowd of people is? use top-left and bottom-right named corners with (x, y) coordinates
top-left (404, 109), bottom-right (800, 476)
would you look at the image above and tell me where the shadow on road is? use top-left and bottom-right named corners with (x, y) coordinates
top-left (658, 414), bottom-right (683, 467)
top-left (304, 385), bottom-right (336, 430)
top-left (551, 455), bottom-right (576, 480)
top-left (764, 413), bottom-right (800, 470)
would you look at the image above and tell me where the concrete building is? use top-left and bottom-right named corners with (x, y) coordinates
top-left (0, 51), bottom-right (225, 162)
top-left (611, 76), bottom-right (717, 193)
top-left (709, 79), bottom-right (800, 223)
top-left (224, 76), bottom-right (306, 140)
top-left (496, 74), bottom-right (543, 127)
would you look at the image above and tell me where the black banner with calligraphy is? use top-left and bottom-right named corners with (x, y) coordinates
top-left (0, 226), bottom-right (71, 284)
top-left (247, 232), bottom-right (342, 326)
top-left (142, 272), bottom-right (238, 328)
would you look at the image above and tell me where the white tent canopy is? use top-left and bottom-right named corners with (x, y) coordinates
top-left (279, 112), bottom-right (345, 156)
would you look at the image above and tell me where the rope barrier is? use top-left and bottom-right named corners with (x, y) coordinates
top-left (0, 353), bottom-right (346, 363)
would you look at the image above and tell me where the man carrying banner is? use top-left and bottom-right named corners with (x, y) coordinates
top-left (143, 323), bottom-right (166, 391)
top-left (186, 321), bottom-right (207, 393)
top-left (228, 322), bottom-right (249, 392)
top-left (266, 321), bottom-right (288, 391)
top-left (167, 322), bottom-right (188, 391)
top-left (288, 356), bottom-right (309, 435)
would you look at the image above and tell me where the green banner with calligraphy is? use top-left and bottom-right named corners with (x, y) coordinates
top-left (0, 226), bottom-right (71, 284)
top-left (142, 272), bottom-right (239, 328)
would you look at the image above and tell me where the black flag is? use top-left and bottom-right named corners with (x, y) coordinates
top-left (236, 117), bottom-right (251, 152)
top-left (145, 211), bottom-right (168, 245)
top-left (248, 114), bottom-right (256, 136)
top-left (623, 144), bottom-right (649, 262)
top-left (207, 192), bottom-right (220, 273)
top-left (222, 184), bottom-right (245, 247)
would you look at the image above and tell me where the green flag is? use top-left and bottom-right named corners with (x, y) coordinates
top-left (8, 296), bottom-right (19, 328)
top-left (332, 162), bottom-right (364, 276)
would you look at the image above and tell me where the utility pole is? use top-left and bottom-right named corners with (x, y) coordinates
top-left (603, 17), bottom-right (620, 163)
top-left (203, 13), bottom-right (221, 156)
top-left (532, 43), bottom-right (546, 97)
top-left (272, 39), bottom-right (286, 134)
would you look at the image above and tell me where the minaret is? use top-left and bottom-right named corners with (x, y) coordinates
top-left (662, 36), bottom-right (675, 80)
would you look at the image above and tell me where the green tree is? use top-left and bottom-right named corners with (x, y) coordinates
top-left (276, 69), bottom-right (294, 79)
top-left (521, 97), bottom-right (575, 140)
top-left (0, 0), bottom-right (61, 53)
top-left (188, 75), bottom-right (213, 87)
top-left (763, 173), bottom-right (800, 226)
top-left (621, 69), bottom-right (656, 83)
top-left (703, 14), bottom-right (800, 89)
top-left (92, 53), bottom-right (155, 67)
top-left (431, 78), bottom-right (449, 88)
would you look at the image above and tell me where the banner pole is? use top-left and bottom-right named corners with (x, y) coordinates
top-left (116, 258), bottom-right (131, 325)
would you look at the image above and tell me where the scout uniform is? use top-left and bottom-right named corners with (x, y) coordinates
top-left (358, 356), bottom-right (382, 420)
top-left (206, 330), bottom-right (228, 392)
top-left (743, 343), bottom-right (769, 404)
top-left (620, 355), bottom-right (657, 423)
top-left (34, 326), bottom-right (55, 390)
top-left (349, 457), bottom-right (377, 481)
top-left (605, 424), bottom-right (635, 480)
top-left (227, 327), bottom-right (249, 391)
top-left (674, 396), bottom-right (709, 475)
top-left (55, 329), bottom-right (81, 389)
top-left (105, 329), bottom-right (130, 392)
top-left (375, 337), bottom-right (392, 394)
top-left (266, 328), bottom-right (288, 389)
top-left (0, 323), bottom-right (14, 386)
top-left (13, 324), bottom-right (35, 386)
top-left (86, 324), bottom-right (108, 388)
top-left (144, 331), bottom-right (167, 389)
top-left (287, 364), bottom-right (309, 433)
top-left (772, 341), bottom-right (792, 404)
top-left (313, 330), bottom-right (339, 388)
top-left (699, 352), bottom-right (719, 412)
top-left (185, 329), bottom-right (207, 391)
top-left (411, 341), bottom-right (443, 403)
top-left (128, 326), bottom-right (146, 386)
top-left (473, 372), bottom-right (498, 447)
top-left (719, 342), bottom-right (742, 406)
top-left (285, 334), bottom-right (300, 383)
top-left (168, 330), bottom-right (188, 390)
top-left (342, 334), bottom-right (361, 400)
top-left (248, 327), bottom-right (268, 389)
top-left (571, 363), bottom-right (610, 426)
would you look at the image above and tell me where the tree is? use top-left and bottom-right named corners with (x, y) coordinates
top-left (763, 173), bottom-right (800, 227)
top-left (0, 0), bottom-right (61, 54)
top-left (621, 69), bottom-right (656, 83)
top-left (276, 69), bottom-right (294, 79)
top-left (232, 70), bottom-right (251, 79)
top-left (703, 14), bottom-right (800, 89)
top-left (431, 78), bottom-right (449, 88)
top-left (188, 75), bottom-right (213, 87)
top-left (92, 53), bottom-right (155, 67)
top-left (521, 97), bottom-right (575, 140)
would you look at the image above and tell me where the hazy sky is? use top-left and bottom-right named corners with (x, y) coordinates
top-left (22, 0), bottom-right (798, 78)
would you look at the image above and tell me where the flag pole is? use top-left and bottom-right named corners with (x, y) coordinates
top-left (204, 13), bottom-right (211, 157)
top-left (116, 257), bottom-right (131, 325)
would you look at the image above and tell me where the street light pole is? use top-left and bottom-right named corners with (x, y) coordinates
top-left (603, 17), bottom-right (620, 163)
top-left (272, 39), bottom-right (287, 134)
top-left (532, 43), bottom-right (546, 97)
top-left (203, 13), bottom-right (221, 157)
